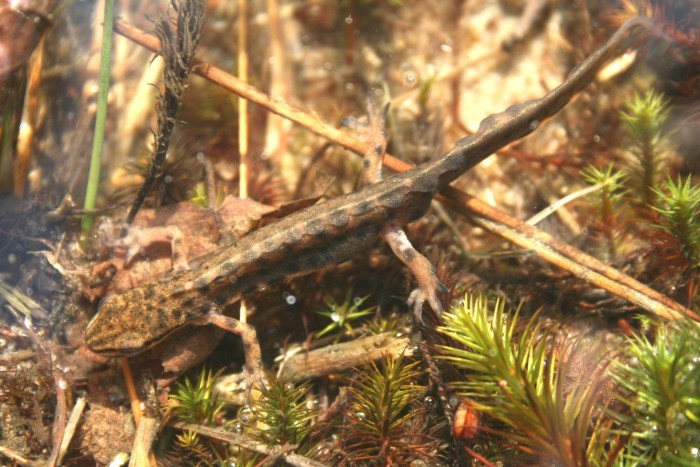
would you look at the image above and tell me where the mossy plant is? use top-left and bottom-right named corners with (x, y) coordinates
top-left (581, 163), bottom-right (628, 261)
top-left (314, 290), bottom-right (374, 341)
top-left (609, 318), bottom-right (700, 465)
top-left (170, 367), bottom-right (225, 425)
top-left (652, 176), bottom-right (700, 272)
top-left (241, 377), bottom-right (317, 453)
top-left (438, 294), bottom-right (614, 465)
top-left (168, 367), bottom-right (231, 463)
top-left (619, 90), bottom-right (673, 211)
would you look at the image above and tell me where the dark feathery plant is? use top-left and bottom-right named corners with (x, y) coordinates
top-left (334, 355), bottom-right (444, 465)
top-left (126, 0), bottom-right (207, 224)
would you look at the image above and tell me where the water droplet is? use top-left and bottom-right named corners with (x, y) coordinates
top-left (404, 71), bottom-right (417, 85)
top-left (529, 120), bottom-right (540, 130)
top-left (239, 405), bottom-right (254, 424)
top-left (440, 43), bottom-right (453, 53)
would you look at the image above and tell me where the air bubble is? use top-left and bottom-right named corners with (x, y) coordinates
top-left (529, 120), bottom-right (540, 130)
top-left (344, 15), bottom-right (353, 24)
top-left (285, 294), bottom-right (297, 305)
top-left (404, 71), bottom-right (417, 85)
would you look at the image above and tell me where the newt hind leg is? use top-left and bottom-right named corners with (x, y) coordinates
top-left (382, 224), bottom-right (447, 321)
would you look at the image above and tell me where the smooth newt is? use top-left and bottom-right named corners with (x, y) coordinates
top-left (85, 18), bottom-right (656, 387)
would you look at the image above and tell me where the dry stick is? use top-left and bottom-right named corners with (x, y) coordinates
top-left (441, 187), bottom-right (696, 321)
top-left (130, 415), bottom-right (159, 467)
top-left (120, 357), bottom-right (158, 467)
top-left (237, 0), bottom-right (249, 324)
top-left (0, 446), bottom-right (31, 465)
top-left (47, 368), bottom-right (67, 467)
top-left (277, 332), bottom-right (412, 382)
top-left (170, 422), bottom-right (326, 467)
top-left (55, 397), bottom-right (87, 466)
top-left (113, 19), bottom-right (695, 321)
top-left (237, 0), bottom-right (249, 199)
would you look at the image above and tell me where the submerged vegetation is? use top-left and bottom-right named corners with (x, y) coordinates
top-left (1, 0), bottom-right (699, 464)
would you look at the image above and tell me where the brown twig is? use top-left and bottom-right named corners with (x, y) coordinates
top-left (170, 422), bottom-right (326, 467)
top-left (54, 397), bottom-right (87, 466)
top-left (47, 370), bottom-right (67, 467)
top-left (277, 332), bottom-right (412, 382)
top-left (0, 445), bottom-right (32, 465)
top-left (120, 357), bottom-right (157, 466)
top-left (237, 0), bottom-right (249, 199)
top-left (237, 0), bottom-right (250, 324)
top-left (112, 19), bottom-right (696, 321)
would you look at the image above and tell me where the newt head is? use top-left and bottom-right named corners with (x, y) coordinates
top-left (85, 286), bottom-right (194, 356)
